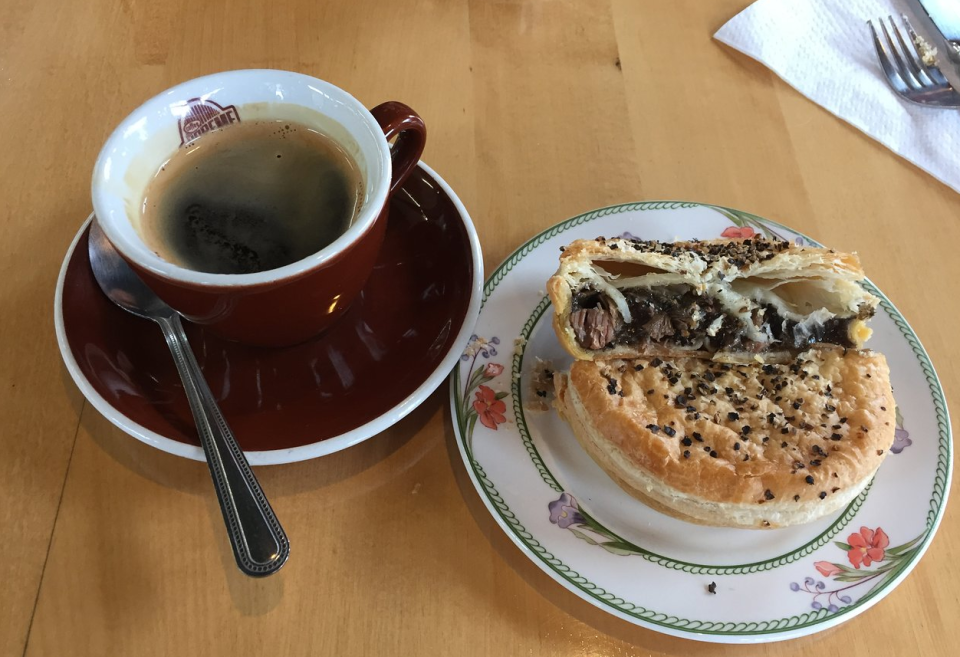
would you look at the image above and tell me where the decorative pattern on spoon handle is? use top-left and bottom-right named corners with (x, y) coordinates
top-left (158, 315), bottom-right (290, 576)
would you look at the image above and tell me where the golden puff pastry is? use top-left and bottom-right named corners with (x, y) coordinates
top-left (553, 349), bottom-right (895, 528)
top-left (547, 237), bottom-right (878, 363)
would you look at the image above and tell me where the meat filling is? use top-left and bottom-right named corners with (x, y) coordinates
top-left (570, 306), bottom-right (619, 350)
top-left (569, 286), bottom-right (871, 353)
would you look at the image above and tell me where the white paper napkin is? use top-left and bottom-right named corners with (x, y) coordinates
top-left (715, 0), bottom-right (960, 194)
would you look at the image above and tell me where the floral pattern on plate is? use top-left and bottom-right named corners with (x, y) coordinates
top-left (459, 335), bottom-right (508, 454)
top-left (789, 525), bottom-right (927, 613)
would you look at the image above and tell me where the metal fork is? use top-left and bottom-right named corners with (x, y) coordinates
top-left (868, 14), bottom-right (960, 107)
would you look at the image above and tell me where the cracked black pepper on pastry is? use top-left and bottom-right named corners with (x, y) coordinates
top-left (553, 349), bottom-right (896, 528)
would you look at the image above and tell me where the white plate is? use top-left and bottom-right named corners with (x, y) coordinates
top-left (449, 201), bottom-right (951, 643)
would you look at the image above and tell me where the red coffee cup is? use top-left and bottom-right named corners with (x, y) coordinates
top-left (91, 70), bottom-right (426, 347)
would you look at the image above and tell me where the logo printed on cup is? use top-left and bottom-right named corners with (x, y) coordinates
top-left (177, 98), bottom-right (241, 147)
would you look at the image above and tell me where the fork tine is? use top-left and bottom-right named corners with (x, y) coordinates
top-left (888, 15), bottom-right (936, 86)
top-left (869, 19), bottom-right (911, 95)
top-left (901, 14), bottom-right (951, 86)
top-left (880, 16), bottom-right (922, 89)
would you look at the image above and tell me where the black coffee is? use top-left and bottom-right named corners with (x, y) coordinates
top-left (141, 120), bottom-right (363, 274)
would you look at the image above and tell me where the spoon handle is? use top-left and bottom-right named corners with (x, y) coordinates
top-left (157, 314), bottom-right (290, 577)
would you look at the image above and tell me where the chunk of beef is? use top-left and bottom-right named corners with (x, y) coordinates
top-left (642, 312), bottom-right (675, 341)
top-left (571, 307), bottom-right (619, 350)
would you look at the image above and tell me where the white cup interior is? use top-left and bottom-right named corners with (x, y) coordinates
top-left (91, 70), bottom-right (392, 286)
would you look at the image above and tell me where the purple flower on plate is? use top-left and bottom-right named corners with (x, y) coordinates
top-left (618, 231), bottom-right (640, 240)
top-left (549, 492), bottom-right (585, 529)
top-left (891, 427), bottom-right (912, 454)
top-left (891, 407), bottom-right (912, 454)
top-left (462, 335), bottom-right (500, 360)
top-left (480, 336), bottom-right (500, 358)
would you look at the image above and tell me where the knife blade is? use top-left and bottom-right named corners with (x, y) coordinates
top-left (915, 0), bottom-right (960, 41)
top-left (902, 0), bottom-right (960, 90)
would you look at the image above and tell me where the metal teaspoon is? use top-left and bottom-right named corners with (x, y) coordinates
top-left (87, 219), bottom-right (290, 577)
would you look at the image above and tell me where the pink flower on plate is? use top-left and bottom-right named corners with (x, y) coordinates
top-left (815, 561), bottom-right (842, 577)
top-left (847, 527), bottom-right (890, 569)
top-left (721, 226), bottom-right (757, 239)
top-left (484, 363), bottom-right (504, 378)
top-left (473, 385), bottom-right (507, 430)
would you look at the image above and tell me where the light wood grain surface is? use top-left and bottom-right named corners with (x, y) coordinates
top-left (1, 0), bottom-right (957, 655)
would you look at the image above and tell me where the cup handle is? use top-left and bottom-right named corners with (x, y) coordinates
top-left (369, 102), bottom-right (426, 193)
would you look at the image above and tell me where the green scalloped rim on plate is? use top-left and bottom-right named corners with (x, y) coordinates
top-left (451, 201), bottom-right (952, 642)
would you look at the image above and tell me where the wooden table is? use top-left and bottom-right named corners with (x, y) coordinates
top-left (2, 0), bottom-right (958, 654)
